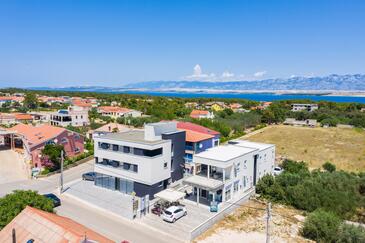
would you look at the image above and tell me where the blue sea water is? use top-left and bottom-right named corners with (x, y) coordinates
top-left (115, 91), bottom-right (365, 104)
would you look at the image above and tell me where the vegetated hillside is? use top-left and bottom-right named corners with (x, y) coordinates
top-left (125, 74), bottom-right (365, 91)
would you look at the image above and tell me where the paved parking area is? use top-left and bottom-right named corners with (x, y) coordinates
top-left (64, 180), bottom-right (135, 219)
top-left (138, 199), bottom-right (217, 241)
top-left (0, 149), bottom-right (28, 184)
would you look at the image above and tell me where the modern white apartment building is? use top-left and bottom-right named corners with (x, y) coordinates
top-left (291, 103), bottom-right (319, 112)
top-left (50, 106), bottom-right (89, 127)
top-left (93, 122), bottom-right (186, 199)
top-left (183, 140), bottom-right (275, 205)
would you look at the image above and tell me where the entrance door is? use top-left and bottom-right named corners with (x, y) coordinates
top-left (253, 155), bottom-right (258, 185)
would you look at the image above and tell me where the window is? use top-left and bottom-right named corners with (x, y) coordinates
top-left (133, 147), bottom-right (162, 157)
top-left (61, 138), bottom-right (68, 144)
top-left (132, 164), bottom-right (138, 173)
top-left (112, 144), bottom-right (119, 151)
top-left (74, 147), bottom-right (80, 153)
top-left (123, 163), bottom-right (131, 170)
top-left (81, 115), bottom-right (83, 119)
top-left (95, 157), bottom-right (99, 164)
top-left (158, 181), bottom-right (164, 187)
top-left (164, 162), bottom-right (168, 168)
top-left (111, 160), bottom-right (120, 167)
top-left (123, 146), bottom-right (130, 153)
top-left (74, 134), bottom-right (80, 140)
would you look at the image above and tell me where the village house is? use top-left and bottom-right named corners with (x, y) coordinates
top-left (50, 105), bottom-right (90, 127)
top-left (4, 123), bottom-right (84, 169)
top-left (97, 106), bottom-right (142, 119)
top-left (0, 96), bottom-right (24, 106)
top-left (284, 118), bottom-right (317, 127)
top-left (204, 101), bottom-right (226, 112)
top-left (291, 103), bottom-right (319, 112)
top-left (87, 122), bottom-right (131, 140)
top-left (0, 206), bottom-right (114, 243)
top-left (251, 101), bottom-right (272, 111)
top-left (0, 113), bottom-right (33, 125)
top-left (176, 121), bottom-right (220, 174)
top-left (190, 109), bottom-right (214, 119)
top-left (37, 96), bottom-right (69, 105)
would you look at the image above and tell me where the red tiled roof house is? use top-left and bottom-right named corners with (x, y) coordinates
top-left (7, 124), bottom-right (84, 169)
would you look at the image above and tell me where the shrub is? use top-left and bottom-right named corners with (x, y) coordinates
top-left (0, 190), bottom-right (54, 229)
top-left (302, 209), bottom-right (341, 242)
top-left (323, 162), bottom-right (336, 173)
top-left (337, 224), bottom-right (365, 243)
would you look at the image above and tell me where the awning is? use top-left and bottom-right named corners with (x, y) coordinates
top-left (154, 189), bottom-right (185, 203)
top-left (183, 175), bottom-right (224, 191)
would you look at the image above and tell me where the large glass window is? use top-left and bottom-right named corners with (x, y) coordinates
top-left (133, 147), bottom-right (162, 157)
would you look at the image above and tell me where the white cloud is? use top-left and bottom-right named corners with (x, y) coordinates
top-left (254, 71), bottom-right (267, 78)
top-left (183, 64), bottom-right (239, 81)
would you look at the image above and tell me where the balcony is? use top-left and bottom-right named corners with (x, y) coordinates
top-left (185, 145), bottom-right (194, 151)
top-left (196, 167), bottom-right (230, 182)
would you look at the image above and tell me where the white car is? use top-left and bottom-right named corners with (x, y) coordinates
top-left (273, 166), bottom-right (283, 176)
top-left (162, 206), bottom-right (187, 223)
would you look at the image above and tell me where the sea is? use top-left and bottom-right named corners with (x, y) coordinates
top-left (111, 91), bottom-right (365, 104)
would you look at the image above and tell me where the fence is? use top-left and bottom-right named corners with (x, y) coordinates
top-left (189, 187), bottom-right (255, 241)
top-left (36, 155), bottom-right (93, 178)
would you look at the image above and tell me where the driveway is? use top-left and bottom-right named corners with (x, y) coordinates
top-left (0, 149), bottom-right (28, 184)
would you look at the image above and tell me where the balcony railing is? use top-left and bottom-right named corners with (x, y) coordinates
top-left (196, 169), bottom-right (229, 181)
top-left (185, 145), bottom-right (194, 151)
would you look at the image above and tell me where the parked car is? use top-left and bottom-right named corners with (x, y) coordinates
top-left (273, 166), bottom-right (283, 176)
top-left (162, 206), bottom-right (187, 223)
top-left (43, 193), bottom-right (61, 207)
top-left (82, 172), bottom-right (96, 181)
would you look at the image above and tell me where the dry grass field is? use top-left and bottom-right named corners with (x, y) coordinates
top-left (246, 125), bottom-right (365, 172)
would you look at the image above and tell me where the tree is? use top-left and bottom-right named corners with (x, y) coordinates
top-left (323, 162), bottom-right (336, 173)
top-left (0, 190), bottom-right (53, 229)
top-left (23, 92), bottom-right (38, 109)
top-left (41, 144), bottom-right (64, 170)
top-left (301, 209), bottom-right (341, 242)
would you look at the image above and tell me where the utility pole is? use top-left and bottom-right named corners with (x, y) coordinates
top-left (59, 150), bottom-right (64, 194)
top-left (266, 202), bottom-right (272, 243)
top-left (12, 228), bottom-right (16, 243)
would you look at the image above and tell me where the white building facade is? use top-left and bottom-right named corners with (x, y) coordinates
top-left (50, 106), bottom-right (89, 127)
top-left (93, 122), bottom-right (186, 199)
top-left (183, 140), bottom-right (275, 205)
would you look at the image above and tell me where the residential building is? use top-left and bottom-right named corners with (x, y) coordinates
top-left (291, 103), bottom-right (319, 112)
top-left (0, 206), bottom-right (114, 243)
top-left (175, 121), bottom-right (220, 174)
top-left (37, 96), bottom-right (69, 105)
top-left (185, 102), bottom-right (199, 108)
top-left (0, 96), bottom-right (24, 106)
top-left (205, 101), bottom-right (226, 112)
top-left (50, 105), bottom-right (89, 127)
top-left (0, 113), bottom-right (33, 125)
top-left (190, 109), bottom-right (214, 119)
top-left (284, 118), bottom-right (317, 127)
top-left (183, 140), bottom-right (275, 205)
top-left (93, 122), bottom-right (185, 199)
top-left (251, 101), bottom-right (272, 110)
top-left (6, 123), bottom-right (84, 168)
top-left (87, 122), bottom-right (131, 140)
top-left (28, 111), bottom-right (53, 124)
top-left (97, 106), bottom-right (142, 119)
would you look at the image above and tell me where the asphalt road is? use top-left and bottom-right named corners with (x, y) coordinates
top-left (0, 160), bottom-right (182, 243)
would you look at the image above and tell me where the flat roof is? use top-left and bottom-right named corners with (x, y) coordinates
top-left (230, 140), bottom-right (275, 150)
top-left (100, 130), bottom-right (167, 145)
top-left (183, 175), bottom-right (224, 191)
top-left (154, 189), bottom-right (185, 203)
top-left (194, 145), bottom-right (257, 162)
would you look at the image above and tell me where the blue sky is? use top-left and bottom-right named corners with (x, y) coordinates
top-left (0, 0), bottom-right (364, 87)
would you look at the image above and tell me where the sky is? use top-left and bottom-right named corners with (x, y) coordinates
top-left (0, 0), bottom-right (365, 87)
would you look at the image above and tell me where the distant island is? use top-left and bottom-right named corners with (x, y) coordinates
top-left (26, 74), bottom-right (365, 96)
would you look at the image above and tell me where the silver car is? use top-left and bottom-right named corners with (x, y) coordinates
top-left (162, 206), bottom-right (187, 223)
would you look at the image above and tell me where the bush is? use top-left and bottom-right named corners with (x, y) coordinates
top-left (0, 190), bottom-right (54, 229)
top-left (323, 162), bottom-right (336, 173)
top-left (337, 224), bottom-right (365, 243)
top-left (302, 209), bottom-right (341, 242)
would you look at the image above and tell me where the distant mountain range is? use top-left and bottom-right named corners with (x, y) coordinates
top-left (124, 74), bottom-right (365, 91)
top-left (28, 74), bottom-right (365, 93)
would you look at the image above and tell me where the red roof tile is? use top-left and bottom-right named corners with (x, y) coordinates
top-left (179, 128), bottom-right (214, 142)
top-left (176, 121), bottom-right (220, 136)
top-left (8, 124), bottom-right (66, 147)
top-left (0, 206), bottom-right (114, 243)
